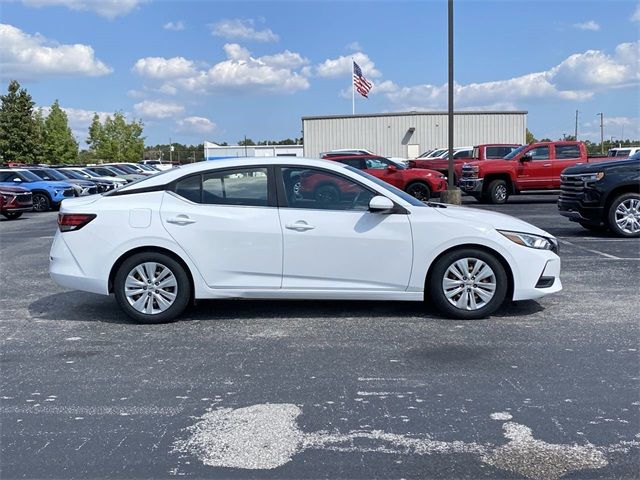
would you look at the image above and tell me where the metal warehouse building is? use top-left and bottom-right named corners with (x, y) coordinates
top-left (302, 111), bottom-right (527, 158)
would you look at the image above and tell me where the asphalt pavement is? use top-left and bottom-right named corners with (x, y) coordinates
top-left (1, 195), bottom-right (639, 479)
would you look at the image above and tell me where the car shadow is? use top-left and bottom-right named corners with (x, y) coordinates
top-left (29, 291), bottom-right (544, 324)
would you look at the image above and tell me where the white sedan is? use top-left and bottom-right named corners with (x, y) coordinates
top-left (50, 158), bottom-right (561, 323)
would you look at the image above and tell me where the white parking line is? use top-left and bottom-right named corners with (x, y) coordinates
top-left (557, 239), bottom-right (622, 259)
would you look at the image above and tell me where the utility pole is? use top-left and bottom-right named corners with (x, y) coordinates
top-left (597, 113), bottom-right (604, 154)
top-left (169, 137), bottom-right (173, 163)
top-left (441, 0), bottom-right (461, 205)
top-left (244, 135), bottom-right (248, 157)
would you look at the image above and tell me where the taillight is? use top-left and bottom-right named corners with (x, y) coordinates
top-left (58, 213), bottom-right (96, 232)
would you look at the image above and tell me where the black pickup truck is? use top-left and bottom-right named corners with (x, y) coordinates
top-left (558, 152), bottom-right (640, 237)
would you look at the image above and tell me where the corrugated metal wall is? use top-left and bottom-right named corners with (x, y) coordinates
top-left (302, 112), bottom-right (527, 158)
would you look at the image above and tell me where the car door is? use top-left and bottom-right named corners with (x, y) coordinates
top-left (160, 166), bottom-right (283, 289)
top-left (515, 145), bottom-right (552, 189)
top-left (363, 157), bottom-right (404, 189)
top-left (552, 144), bottom-right (582, 188)
top-left (277, 166), bottom-right (413, 291)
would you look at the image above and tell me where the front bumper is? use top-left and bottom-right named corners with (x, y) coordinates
top-left (2, 205), bottom-right (33, 213)
top-left (459, 178), bottom-right (483, 193)
top-left (558, 198), bottom-right (604, 225)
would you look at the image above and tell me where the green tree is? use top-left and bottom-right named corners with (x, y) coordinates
top-left (87, 111), bottom-right (145, 161)
top-left (238, 138), bottom-right (255, 146)
top-left (43, 100), bottom-right (78, 164)
top-left (525, 128), bottom-right (536, 144)
top-left (0, 80), bottom-right (38, 162)
top-left (32, 108), bottom-right (47, 163)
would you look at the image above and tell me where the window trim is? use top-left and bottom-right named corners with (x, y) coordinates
top-left (170, 165), bottom-right (277, 207)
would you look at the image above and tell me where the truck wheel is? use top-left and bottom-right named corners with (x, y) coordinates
top-left (427, 248), bottom-right (508, 320)
top-left (487, 179), bottom-right (509, 204)
top-left (406, 181), bottom-right (431, 201)
top-left (2, 212), bottom-right (23, 220)
top-left (114, 252), bottom-right (191, 324)
top-left (32, 193), bottom-right (51, 212)
top-left (607, 193), bottom-right (640, 237)
top-left (578, 221), bottom-right (608, 233)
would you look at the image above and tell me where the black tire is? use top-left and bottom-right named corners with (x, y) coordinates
top-left (2, 212), bottom-right (22, 220)
top-left (487, 179), bottom-right (509, 204)
top-left (405, 181), bottom-right (432, 201)
top-left (32, 192), bottom-right (51, 212)
top-left (314, 184), bottom-right (340, 204)
top-left (428, 248), bottom-right (508, 320)
top-left (578, 221), bottom-right (608, 233)
top-left (607, 193), bottom-right (640, 238)
top-left (113, 252), bottom-right (191, 324)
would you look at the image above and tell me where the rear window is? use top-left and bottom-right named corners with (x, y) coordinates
top-left (555, 145), bottom-right (581, 159)
top-left (485, 146), bottom-right (516, 158)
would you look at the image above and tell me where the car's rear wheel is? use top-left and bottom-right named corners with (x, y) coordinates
top-left (114, 252), bottom-right (191, 324)
top-left (607, 193), bottom-right (640, 237)
top-left (32, 193), bottom-right (51, 212)
top-left (2, 212), bottom-right (23, 220)
top-left (314, 184), bottom-right (340, 204)
top-left (405, 181), bottom-right (431, 201)
top-left (428, 248), bottom-right (508, 320)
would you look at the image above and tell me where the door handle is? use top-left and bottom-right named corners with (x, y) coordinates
top-left (285, 221), bottom-right (315, 231)
top-left (166, 215), bottom-right (196, 225)
top-left (543, 163), bottom-right (552, 167)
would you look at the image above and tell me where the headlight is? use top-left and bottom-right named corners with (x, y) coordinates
top-left (498, 230), bottom-right (554, 250)
top-left (582, 172), bottom-right (605, 182)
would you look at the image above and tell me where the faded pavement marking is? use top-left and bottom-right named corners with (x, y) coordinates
top-left (172, 404), bottom-right (638, 479)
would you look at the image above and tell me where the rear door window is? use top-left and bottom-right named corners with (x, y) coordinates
top-left (555, 145), bottom-right (581, 159)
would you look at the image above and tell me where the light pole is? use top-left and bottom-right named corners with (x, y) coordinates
top-left (597, 113), bottom-right (604, 154)
top-left (441, 0), bottom-right (461, 205)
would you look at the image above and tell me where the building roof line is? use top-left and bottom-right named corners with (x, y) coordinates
top-left (302, 110), bottom-right (528, 121)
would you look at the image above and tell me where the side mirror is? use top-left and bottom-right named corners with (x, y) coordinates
top-left (13, 178), bottom-right (21, 182)
top-left (369, 195), bottom-right (395, 212)
top-left (387, 164), bottom-right (398, 172)
top-left (520, 154), bottom-right (533, 162)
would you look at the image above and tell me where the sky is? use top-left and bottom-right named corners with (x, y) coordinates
top-left (1, 0), bottom-right (639, 149)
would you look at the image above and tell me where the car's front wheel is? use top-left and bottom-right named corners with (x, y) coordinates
top-left (487, 179), bottom-right (509, 204)
top-left (405, 181), bottom-right (431, 201)
top-left (32, 193), bottom-right (51, 212)
top-left (114, 252), bottom-right (191, 324)
top-left (428, 248), bottom-right (508, 319)
top-left (607, 193), bottom-right (640, 237)
top-left (2, 212), bottom-right (23, 220)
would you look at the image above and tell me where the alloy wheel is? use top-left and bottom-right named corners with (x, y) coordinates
top-left (442, 257), bottom-right (497, 311)
top-left (407, 183), bottom-right (431, 201)
top-left (32, 195), bottom-right (49, 212)
top-left (124, 262), bottom-right (178, 315)
top-left (614, 198), bottom-right (640, 235)
top-left (494, 185), bottom-right (507, 202)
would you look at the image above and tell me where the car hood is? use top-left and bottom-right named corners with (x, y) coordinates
top-left (429, 204), bottom-right (553, 238)
top-left (563, 158), bottom-right (636, 174)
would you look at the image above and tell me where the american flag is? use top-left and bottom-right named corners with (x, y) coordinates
top-left (353, 61), bottom-right (373, 98)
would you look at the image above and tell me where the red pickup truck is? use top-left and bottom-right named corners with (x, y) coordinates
top-left (409, 144), bottom-right (520, 184)
top-left (459, 141), bottom-right (613, 204)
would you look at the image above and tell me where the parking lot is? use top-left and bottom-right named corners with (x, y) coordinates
top-left (1, 196), bottom-right (639, 479)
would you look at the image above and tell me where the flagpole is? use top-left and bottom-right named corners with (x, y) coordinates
top-left (351, 59), bottom-right (355, 115)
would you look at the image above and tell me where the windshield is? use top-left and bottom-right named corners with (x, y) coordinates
top-left (110, 164), bottom-right (137, 174)
top-left (504, 145), bottom-right (528, 160)
top-left (80, 169), bottom-right (101, 178)
top-left (344, 165), bottom-right (425, 207)
top-left (17, 170), bottom-right (43, 182)
top-left (106, 166), bottom-right (129, 175)
top-left (42, 168), bottom-right (68, 180)
top-left (387, 158), bottom-right (407, 170)
top-left (428, 149), bottom-right (446, 158)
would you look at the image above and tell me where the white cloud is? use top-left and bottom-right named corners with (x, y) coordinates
top-left (163, 20), bottom-right (185, 31)
top-left (135, 44), bottom-right (310, 95)
top-left (572, 20), bottom-right (600, 31)
top-left (315, 52), bottom-right (381, 78)
top-left (209, 19), bottom-right (278, 42)
top-left (21, 0), bottom-right (147, 19)
top-left (384, 41), bottom-right (639, 110)
top-left (346, 41), bottom-right (363, 52)
top-left (176, 116), bottom-right (216, 134)
top-left (132, 56), bottom-right (197, 79)
top-left (0, 23), bottom-right (112, 79)
top-left (134, 100), bottom-right (184, 119)
top-left (632, 4), bottom-right (640, 22)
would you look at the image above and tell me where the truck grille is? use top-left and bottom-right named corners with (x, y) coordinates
top-left (559, 174), bottom-right (585, 201)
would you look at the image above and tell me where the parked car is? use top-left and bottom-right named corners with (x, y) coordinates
top-left (411, 144), bottom-right (521, 184)
top-left (325, 155), bottom-right (446, 200)
top-left (27, 167), bottom-right (98, 196)
top-left (139, 160), bottom-right (177, 171)
top-left (85, 166), bottom-right (144, 183)
top-left (50, 157), bottom-right (561, 324)
top-left (56, 167), bottom-right (123, 192)
top-left (607, 147), bottom-right (640, 158)
top-left (459, 141), bottom-right (617, 204)
top-left (0, 168), bottom-right (74, 212)
top-left (558, 152), bottom-right (640, 237)
top-left (320, 149), bottom-right (375, 158)
top-left (103, 163), bottom-right (156, 176)
top-left (0, 185), bottom-right (32, 219)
